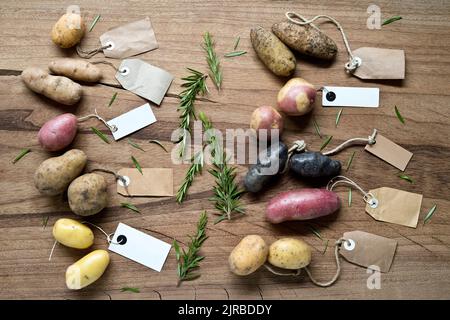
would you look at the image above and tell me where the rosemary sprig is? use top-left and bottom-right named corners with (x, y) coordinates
top-left (335, 108), bottom-right (343, 127)
top-left (320, 135), bottom-right (333, 151)
top-left (322, 240), bottom-right (329, 255)
top-left (348, 188), bottom-right (352, 207)
top-left (12, 148), bottom-right (31, 164)
top-left (108, 92), bottom-right (118, 107)
top-left (233, 36), bottom-right (240, 50)
top-left (382, 16), bottom-right (402, 26)
top-left (42, 216), bottom-right (49, 230)
top-left (131, 156), bottom-right (143, 175)
top-left (312, 117), bottom-right (322, 138)
top-left (398, 173), bottom-right (414, 183)
top-left (120, 287), bottom-right (140, 293)
top-left (176, 151), bottom-right (204, 203)
top-left (308, 224), bottom-right (322, 240)
top-left (149, 139), bottom-right (168, 153)
top-left (91, 127), bottom-right (110, 144)
top-left (224, 51), bottom-right (247, 58)
top-left (394, 105), bottom-right (405, 124)
top-left (128, 139), bottom-right (145, 152)
top-left (346, 151), bottom-right (356, 171)
top-left (121, 202), bottom-right (140, 213)
top-left (423, 204), bottom-right (437, 224)
top-left (89, 14), bottom-right (101, 32)
top-left (203, 32), bottom-right (222, 90)
top-left (174, 211), bottom-right (208, 285)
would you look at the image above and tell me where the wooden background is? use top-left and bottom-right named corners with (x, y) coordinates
top-left (0, 0), bottom-right (449, 300)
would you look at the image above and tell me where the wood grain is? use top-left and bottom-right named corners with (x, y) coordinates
top-left (0, 0), bottom-right (449, 300)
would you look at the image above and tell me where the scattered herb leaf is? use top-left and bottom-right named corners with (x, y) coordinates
top-left (42, 216), bottom-right (49, 230)
top-left (348, 188), bottom-right (352, 207)
top-left (308, 224), bottom-right (322, 240)
top-left (233, 36), bottom-right (240, 50)
top-left (313, 118), bottom-right (322, 138)
top-left (346, 151), bottom-right (356, 171)
top-left (320, 135), bottom-right (333, 151)
top-left (423, 204), bottom-right (437, 224)
top-left (149, 139), bottom-right (168, 153)
top-left (322, 239), bottom-right (329, 255)
top-left (120, 287), bottom-right (140, 293)
top-left (335, 108), bottom-right (343, 127)
top-left (89, 14), bottom-right (101, 32)
top-left (176, 151), bottom-right (204, 203)
top-left (382, 16), bottom-right (402, 26)
top-left (398, 174), bottom-right (414, 183)
top-left (128, 139), bottom-right (145, 152)
top-left (203, 32), bottom-right (222, 90)
top-left (131, 156), bottom-right (143, 175)
top-left (121, 202), bottom-right (140, 213)
top-left (91, 127), bottom-right (110, 144)
top-left (394, 105), bottom-right (405, 124)
top-left (108, 92), bottom-right (118, 107)
top-left (224, 50), bottom-right (247, 57)
top-left (12, 148), bottom-right (31, 164)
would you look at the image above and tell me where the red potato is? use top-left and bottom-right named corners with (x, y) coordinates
top-left (38, 113), bottom-right (78, 151)
top-left (250, 106), bottom-right (284, 139)
top-left (277, 78), bottom-right (316, 116)
top-left (266, 188), bottom-right (340, 223)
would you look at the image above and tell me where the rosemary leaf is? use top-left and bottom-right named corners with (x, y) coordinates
top-left (335, 108), bottom-right (343, 127)
top-left (348, 188), bottom-right (352, 207)
top-left (176, 151), bottom-right (204, 203)
top-left (108, 92), bottom-right (118, 107)
top-left (12, 148), bottom-right (31, 164)
top-left (203, 32), bottom-right (222, 90)
top-left (320, 136), bottom-right (333, 151)
top-left (91, 127), bottom-right (110, 144)
top-left (423, 204), bottom-right (437, 224)
top-left (89, 14), bottom-right (101, 32)
top-left (233, 36), bottom-right (240, 50)
top-left (346, 151), bottom-right (356, 171)
top-left (42, 216), bottom-right (49, 230)
top-left (394, 105), bottom-right (405, 124)
top-left (128, 139), bottom-right (145, 152)
top-left (398, 174), bottom-right (414, 183)
top-left (121, 202), bottom-right (140, 213)
top-left (308, 224), bottom-right (322, 240)
top-left (322, 239), bottom-right (329, 255)
top-left (131, 156), bottom-right (143, 175)
top-left (224, 50), bottom-right (247, 58)
top-left (149, 139), bottom-right (168, 153)
top-left (313, 118), bottom-right (322, 138)
top-left (382, 16), bottom-right (402, 26)
top-left (120, 287), bottom-right (140, 293)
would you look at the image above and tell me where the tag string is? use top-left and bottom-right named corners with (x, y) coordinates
top-left (81, 221), bottom-right (122, 245)
top-left (77, 108), bottom-right (118, 132)
top-left (91, 60), bottom-right (125, 74)
top-left (322, 129), bottom-right (377, 156)
top-left (76, 44), bottom-right (111, 59)
top-left (90, 168), bottom-right (127, 186)
top-left (281, 140), bottom-right (307, 173)
top-left (285, 12), bottom-right (361, 72)
top-left (327, 175), bottom-right (376, 204)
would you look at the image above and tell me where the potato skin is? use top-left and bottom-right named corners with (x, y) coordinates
top-left (68, 173), bottom-right (108, 216)
top-left (266, 188), bottom-right (340, 223)
top-left (52, 218), bottom-right (94, 249)
top-left (250, 106), bottom-right (284, 139)
top-left (51, 13), bottom-right (85, 48)
top-left (49, 58), bottom-right (102, 83)
top-left (66, 250), bottom-right (110, 290)
top-left (268, 238), bottom-right (312, 270)
top-left (21, 67), bottom-right (82, 105)
top-left (277, 78), bottom-right (316, 116)
top-left (34, 149), bottom-right (87, 196)
top-left (289, 152), bottom-right (341, 178)
top-left (229, 235), bottom-right (268, 276)
top-left (272, 22), bottom-right (337, 60)
top-left (38, 113), bottom-right (78, 151)
top-left (250, 26), bottom-right (296, 76)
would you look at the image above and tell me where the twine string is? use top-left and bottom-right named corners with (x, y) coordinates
top-left (327, 175), bottom-right (376, 204)
top-left (322, 129), bottom-right (377, 156)
top-left (76, 44), bottom-right (111, 59)
top-left (281, 140), bottom-right (307, 174)
top-left (77, 108), bottom-right (117, 132)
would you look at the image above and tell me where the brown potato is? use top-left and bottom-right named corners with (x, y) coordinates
top-left (250, 106), bottom-right (284, 140)
top-left (277, 78), bottom-right (316, 116)
top-left (68, 173), bottom-right (108, 216)
top-left (49, 58), bottom-right (102, 83)
top-left (51, 13), bottom-right (85, 48)
top-left (229, 235), bottom-right (268, 276)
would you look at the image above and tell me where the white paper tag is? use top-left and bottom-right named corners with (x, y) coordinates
top-left (108, 223), bottom-right (171, 272)
top-left (322, 86), bottom-right (379, 108)
top-left (106, 103), bottom-right (156, 140)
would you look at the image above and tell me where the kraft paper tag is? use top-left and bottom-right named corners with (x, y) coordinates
top-left (107, 103), bottom-right (156, 140)
top-left (108, 223), bottom-right (171, 272)
top-left (339, 230), bottom-right (397, 272)
top-left (322, 86), bottom-right (379, 108)
top-left (117, 168), bottom-right (173, 197)
top-left (352, 47), bottom-right (405, 79)
top-left (100, 17), bottom-right (158, 59)
top-left (365, 187), bottom-right (423, 228)
top-left (365, 134), bottom-right (413, 171)
top-left (116, 59), bottom-right (173, 105)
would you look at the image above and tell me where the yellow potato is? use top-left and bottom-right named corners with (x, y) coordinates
top-left (68, 173), bottom-right (108, 216)
top-left (268, 238), bottom-right (311, 270)
top-left (66, 250), bottom-right (110, 290)
top-left (229, 235), bottom-right (268, 276)
top-left (49, 58), bottom-right (102, 83)
top-left (51, 13), bottom-right (85, 48)
top-left (52, 218), bottom-right (94, 249)
top-left (34, 149), bottom-right (87, 196)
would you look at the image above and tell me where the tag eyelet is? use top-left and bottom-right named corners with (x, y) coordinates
top-left (343, 239), bottom-right (356, 251)
top-left (369, 198), bottom-right (379, 208)
top-left (119, 66), bottom-right (130, 76)
top-left (104, 40), bottom-right (115, 50)
top-left (118, 175), bottom-right (130, 187)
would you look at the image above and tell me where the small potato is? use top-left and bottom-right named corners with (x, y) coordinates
top-left (53, 218), bottom-right (94, 249)
top-left (51, 13), bottom-right (85, 48)
top-left (68, 173), bottom-right (108, 216)
top-left (49, 58), bottom-right (102, 83)
top-left (66, 250), bottom-right (110, 290)
top-left (250, 106), bottom-right (284, 140)
top-left (34, 149), bottom-right (87, 196)
top-left (21, 67), bottom-right (82, 105)
top-left (38, 113), bottom-right (78, 151)
top-left (229, 235), bottom-right (268, 276)
top-left (268, 238), bottom-right (312, 270)
top-left (277, 78), bottom-right (316, 116)
top-left (250, 26), bottom-right (296, 76)
top-left (289, 152), bottom-right (341, 179)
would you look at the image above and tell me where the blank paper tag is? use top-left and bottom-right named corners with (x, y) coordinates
top-left (108, 223), bottom-right (171, 272)
top-left (117, 168), bottom-right (173, 197)
top-left (322, 86), bottom-right (379, 108)
top-left (352, 47), bottom-right (405, 80)
top-left (339, 230), bottom-right (397, 272)
top-left (365, 134), bottom-right (413, 171)
top-left (100, 17), bottom-right (158, 59)
top-left (116, 59), bottom-right (174, 105)
top-left (365, 187), bottom-right (423, 228)
top-left (106, 103), bottom-right (156, 140)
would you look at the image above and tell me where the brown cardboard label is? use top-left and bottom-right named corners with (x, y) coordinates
top-left (117, 168), bottom-right (173, 197)
top-left (352, 47), bottom-right (405, 79)
top-left (365, 134), bottom-right (413, 171)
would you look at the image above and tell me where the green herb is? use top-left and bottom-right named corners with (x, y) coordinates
top-left (348, 188), bottom-right (352, 207)
top-left (120, 287), bottom-right (140, 293)
top-left (176, 68), bottom-right (208, 158)
top-left (320, 136), bottom-right (333, 151)
top-left (308, 224), bottom-right (322, 240)
top-left (346, 151), bottom-right (356, 171)
top-left (42, 216), bottom-right (49, 230)
top-left (176, 151), bottom-right (204, 203)
top-left (91, 127), bottom-right (110, 144)
top-left (382, 16), bottom-right (402, 26)
top-left (398, 174), bottom-right (413, 183)
top-left (322, 240), bottom-right (329, 255)
top-left (335, 108), bottom-right (343, 127)
top-left (174, 212), bottom-right (208, 285)
top-left (12, 148), bottom-right (31, 164)
top-left (203, 32), bottom-right (222, 90)
top-left (224, 50), bottom-right (247, 58)
top-left (121, 202), bottom-right (140, 213)
top-left (423, 204), bottom-right (437, 224)
top-left (88, 14), bottom-right (101, 32)
top-left (233, 36), bottom-right (240, 50)
top-left (149, 139), bottom-right (168, 153)
top-left (108, 92), bottom-right (118, 107)
top-left (131, 156), bottom-right (143, 175)
top-left (313, 118), bottom-right (322, 138)
top-left (128, 139), bottom-right (145, 152)
top-left (394, 105), bottom-right (405, 124)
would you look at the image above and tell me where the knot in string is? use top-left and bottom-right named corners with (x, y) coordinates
top-left (76, 43), bottom-right (111, 59)
top-left (322, 129), bottom-right (377, 156)
top-left (288, 140), bottom-right (306, 154)
top-left (327, 175), bottom-right (377, 205)
top-left (77, 108), bottom-right (117, 132)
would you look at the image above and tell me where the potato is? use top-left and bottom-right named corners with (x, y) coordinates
top-left (51, 13), bottom-right (85, 48)
top-left (250, 26), bottom-right (296, 76)
top-left (66, 250), bottom-right (110, 290)
top-left (272, 22), bottom-right (338, 60)
top-left (49, 58), bottom-right (102, 83)
top-left (268, 238), bottom-right (312, 270)
top-left (266, 188), bottom-right (340, 223)
top-left (229, 235), bottom-right (268, 276)
top-left (38, 113), bottom-right (78, 151)
top-left (34, 149), bottom-right (87, 196)
top-left (277, 78), bottom-right (316, 116)
top-left (52, 218), bottom-right (94, 249)
top-left (68, 173), bottom-right (108, 216)
top-left (289, 152), bottom-right (341, 179)
top-left (250, 106), bottom-right (284, 140)
top-left (21, 67), bottom-right (82, 105)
